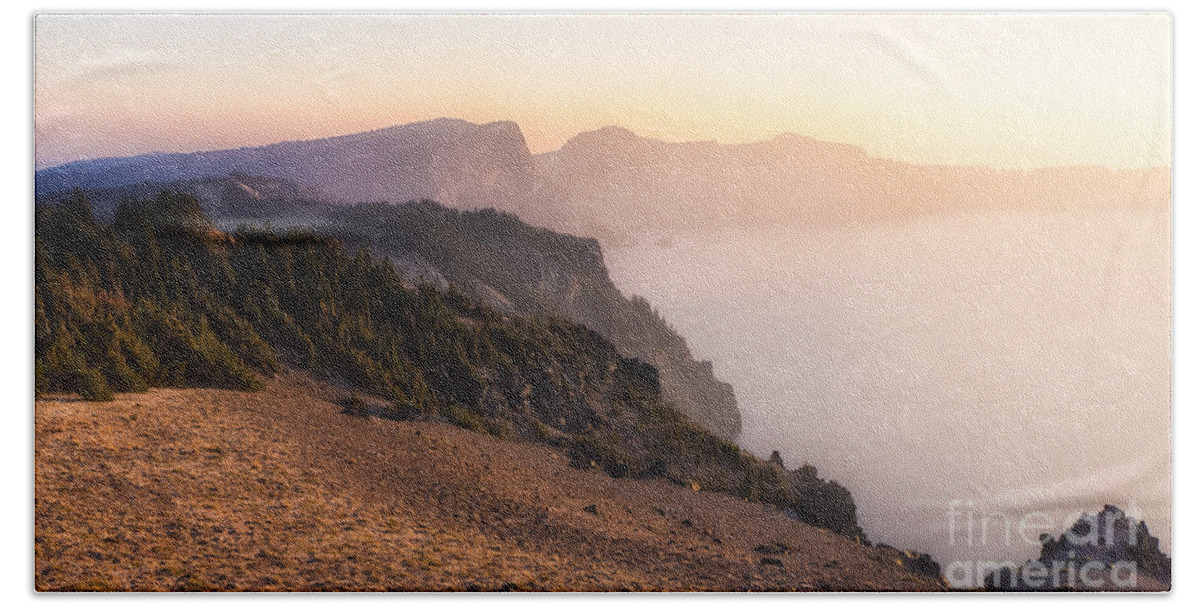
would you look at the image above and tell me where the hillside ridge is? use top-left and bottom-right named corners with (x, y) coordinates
top-left (35, 191), bottom-right (861, 543)
top-left (37, 181), bottom-right (744, 441)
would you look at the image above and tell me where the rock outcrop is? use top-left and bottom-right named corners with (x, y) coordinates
top-left (983, 505), bottom-right (1170, 591)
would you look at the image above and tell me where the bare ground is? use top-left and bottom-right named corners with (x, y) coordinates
top-left (35, 370), bottom-right (948, 592)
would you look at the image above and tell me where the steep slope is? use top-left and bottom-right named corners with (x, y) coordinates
top-left (328, 201), bottom-right (742, 441)
top-left (35, 370), bottom-right (947, 592)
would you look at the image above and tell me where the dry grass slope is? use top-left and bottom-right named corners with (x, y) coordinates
top-left (35, 370), bottom-right (947, 592)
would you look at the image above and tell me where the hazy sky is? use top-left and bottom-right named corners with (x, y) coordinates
top-left (35, 13), bottom-right (1171, 169)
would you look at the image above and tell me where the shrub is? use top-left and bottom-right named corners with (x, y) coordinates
top-left (39, 328), bottom-right (114, 400)
top-left (382, 399), bottom-right (423, 421)
top-left (567, 432), bottom-right (637, 478)
top-left (446, 405), bottom-right (485, 433)
top-left (341, 394), bottom-right (370, 417)
top-left (75, 368), bottom-right (115, 402)
top-left (131, 301), bottom-right (262, 391)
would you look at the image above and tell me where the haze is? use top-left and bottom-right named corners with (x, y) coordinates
top-left (35, 13), bottom-right (1170, 170)
top-left (604, 209), bottom-right (1171, 567)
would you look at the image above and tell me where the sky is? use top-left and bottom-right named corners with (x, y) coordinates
top-left (35, 13), bottom-right (1171, 169)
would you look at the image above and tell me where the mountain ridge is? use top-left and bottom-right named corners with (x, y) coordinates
top-left (36, 118), bottom-right (540, 215)
top-left (37, 118), bottom-right (1170, 250)
top-left (325, 200), bottom-right (742, 439)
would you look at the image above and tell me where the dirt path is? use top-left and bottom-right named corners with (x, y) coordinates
top-left (35, 370), bottom-right (946, 591)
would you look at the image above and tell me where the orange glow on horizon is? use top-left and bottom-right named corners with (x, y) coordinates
top-left (35, 13), bottom-right (1171, 170)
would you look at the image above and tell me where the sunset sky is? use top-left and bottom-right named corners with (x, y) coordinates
top-left (35, 13), bottom-right (1171, 169)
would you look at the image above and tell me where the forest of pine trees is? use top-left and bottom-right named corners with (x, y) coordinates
top-left (34, 190), bottom-right (864, 539)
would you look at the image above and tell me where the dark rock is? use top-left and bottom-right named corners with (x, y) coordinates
top-left (984, 506), bottom-right (1171, 591)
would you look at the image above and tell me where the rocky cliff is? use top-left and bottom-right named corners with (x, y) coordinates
top-left (327, 200), bottom-right (743, 440)
top-left (36, 118), bottom-right (540, 216)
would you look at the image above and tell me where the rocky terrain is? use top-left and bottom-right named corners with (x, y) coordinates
top-left (35, 370), bottom-right (947, 592)
top-left (983, 505), bottom-right (1170, 592)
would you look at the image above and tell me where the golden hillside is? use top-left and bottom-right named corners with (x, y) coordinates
top-left (35, 370), bottom-right (946, 592)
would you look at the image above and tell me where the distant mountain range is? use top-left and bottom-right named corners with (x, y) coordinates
top-left (34, 117), bottom-right (1173, 439)
top-left (36, 118), bottom-right (1171, 246)
top-left (536, 126), bottom-right (1170, 233)
top-left (36, 119), bottom-right (537, 215)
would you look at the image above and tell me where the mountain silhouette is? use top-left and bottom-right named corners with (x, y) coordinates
top-left (36, 118), bottom-right (1170, 247)
top-left (36, 118), bottom-right (539, 216)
